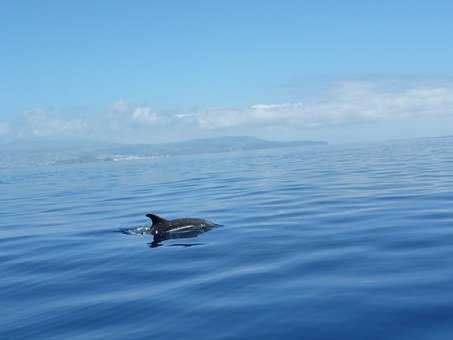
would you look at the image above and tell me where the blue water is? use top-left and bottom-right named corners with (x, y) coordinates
top-left (1, 137), bottom-right (453, 339)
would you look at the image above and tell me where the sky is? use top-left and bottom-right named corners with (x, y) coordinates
top-left (1, 1), bottom-right (453, 144)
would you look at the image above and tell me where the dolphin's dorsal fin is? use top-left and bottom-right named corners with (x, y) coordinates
top-left (146, 213), bottom-right (170, 226)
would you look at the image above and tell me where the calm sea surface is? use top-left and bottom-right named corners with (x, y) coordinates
top-left (1, 137), bottom-right (453, 339)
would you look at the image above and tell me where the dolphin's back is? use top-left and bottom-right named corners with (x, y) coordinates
top-left (170, 218), bottom-right (213, 227)
top-left (145, 213), bottom-right (221, 242)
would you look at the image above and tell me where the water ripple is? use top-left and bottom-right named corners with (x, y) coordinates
top-left (1, 138), bottom-right (453, 339)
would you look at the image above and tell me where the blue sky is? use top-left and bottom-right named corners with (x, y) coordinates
top-left (1, 1), bottom-right (453, 143)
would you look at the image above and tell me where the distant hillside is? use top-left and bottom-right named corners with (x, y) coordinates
top-left (103, 136), bottom-right (327, 156)
top-left (1, 136), bottom-right (327, 167)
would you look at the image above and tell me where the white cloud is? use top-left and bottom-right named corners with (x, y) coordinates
top-left (25, 109), bottom-right (88, 137)
top-left (132, 107), bottom-right (160, 125)
top-left (4, 81), bottom-right (453, 143)
top-left (197, 107), bottom-right (245, 129)
top-left (196, 82), bottom-right (453, 129)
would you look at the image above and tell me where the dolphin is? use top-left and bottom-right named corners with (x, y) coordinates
top-left (120, 213), bottom-right (222, 246)
top-left (146, 213), bottom-right (221, 243)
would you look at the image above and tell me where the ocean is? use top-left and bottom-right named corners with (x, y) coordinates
top-left (1, 137), bottom-right (453, 339)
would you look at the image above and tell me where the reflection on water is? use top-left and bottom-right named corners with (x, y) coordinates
top-left (150, 242), bottom-right (205, 248)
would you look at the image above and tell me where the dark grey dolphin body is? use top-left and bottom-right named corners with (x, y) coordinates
top-left (146, 213), bottom-right (221, 244)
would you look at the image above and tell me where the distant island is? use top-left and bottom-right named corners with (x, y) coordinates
top-left (1, 136), bottom-right (327, 167)
top-left (103, 136), bottom-right (327, 156)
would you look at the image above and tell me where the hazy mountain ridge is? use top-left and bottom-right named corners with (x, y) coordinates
top-left (98, 136), bottom-right (326, 155)
top-left (0, 136), bottom-right (327, 168)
